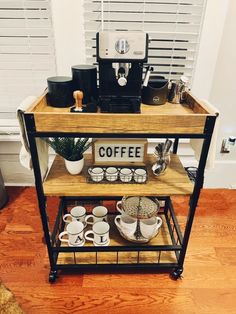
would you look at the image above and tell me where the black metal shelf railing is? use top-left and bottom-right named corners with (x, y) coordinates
top-left (49, 196), bottom-right (183, 269)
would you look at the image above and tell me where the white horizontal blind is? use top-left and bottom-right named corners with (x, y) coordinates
top-left (84, 0), bottom-right (206, 83)
top-left (0, 0), bottom-right (56, 121)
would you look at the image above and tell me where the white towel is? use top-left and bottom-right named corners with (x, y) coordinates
top-left (17, 96), bottom-right (49, 180)
top-left (190, 100), bottom-right (219, 169)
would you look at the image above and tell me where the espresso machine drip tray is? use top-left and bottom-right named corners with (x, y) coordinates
top-left (99, 96), bottom-right (141, 113)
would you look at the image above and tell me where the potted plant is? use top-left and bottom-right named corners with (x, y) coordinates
top-left (46, 137), bottom-right (91, 175)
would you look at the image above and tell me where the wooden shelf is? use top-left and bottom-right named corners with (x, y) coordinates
top-left (43, 154), bottom-right (193, 197)
top-left (26, 92), bottom-right (215, 134)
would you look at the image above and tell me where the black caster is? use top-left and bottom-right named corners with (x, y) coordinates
top-left (170, 268), bottom-right (183, 280)
top-left (49, 270), bottom-right (58, 283)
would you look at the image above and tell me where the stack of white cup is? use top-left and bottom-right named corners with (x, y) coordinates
top-left (115, 201), bottom-right (162, 241)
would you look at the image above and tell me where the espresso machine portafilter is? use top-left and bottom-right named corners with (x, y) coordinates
top-left (96, 31), bottom-right (149, 113)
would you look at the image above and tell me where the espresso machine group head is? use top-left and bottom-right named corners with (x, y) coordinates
top-left (96, 31), bottom-right (149, 113)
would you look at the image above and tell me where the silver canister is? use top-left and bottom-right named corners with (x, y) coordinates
top-left (168, 76), bottom-right (189, 104)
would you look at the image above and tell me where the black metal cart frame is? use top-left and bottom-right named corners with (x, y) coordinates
top-left (24, 113), bottom-right (216, 282)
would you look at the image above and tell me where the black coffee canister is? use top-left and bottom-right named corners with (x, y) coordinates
top-left (47, 76), bottom-right (74, 108)
top-left (72, 65), bottom-right (98, 104)
top-left (142, 76), bottom-right (169, 105)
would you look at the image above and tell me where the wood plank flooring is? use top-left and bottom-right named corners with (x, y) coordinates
top-left (0, 187), bottom-right (236, 314)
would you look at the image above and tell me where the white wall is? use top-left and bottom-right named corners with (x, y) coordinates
top-left (192, 0), bottom-right (230, 100)
top-left (209, 0), bottom-right (236, 161)
top-left (51, 0), bottom-right (86, 75)
top-left (192, 0), bottom-right (236, 188)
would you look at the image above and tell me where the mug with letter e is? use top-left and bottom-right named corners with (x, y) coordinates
top-left (63, 206), bottom-right (86, 224)
top-left (85, 206), bottom-right (108, 225)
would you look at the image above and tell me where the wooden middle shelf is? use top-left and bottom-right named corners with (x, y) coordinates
top-left (43, 154), bottom-right (193, 197)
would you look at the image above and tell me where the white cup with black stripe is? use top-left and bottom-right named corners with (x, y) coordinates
top-left (59, 221), bottom-right (85, 247)
top-left (85, 221), bottom-right (110, 246)
top-left (63, 206), bottom-right (86, 224)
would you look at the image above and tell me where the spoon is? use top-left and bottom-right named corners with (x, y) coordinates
top-left (152, 163), bottom-right (163, 176)
top-left (154, 143), bottom-right (164, 157)
top-left (163, 139), bottom-right (173, 154)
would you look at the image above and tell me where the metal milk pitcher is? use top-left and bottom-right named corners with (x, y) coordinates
top-left (169, 76), bottom-right (189, 104)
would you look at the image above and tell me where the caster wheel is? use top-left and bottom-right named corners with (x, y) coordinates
top-left (49, 271), bottom-right (57, 283)
top-left (170, 268), bottom-right (183, 280)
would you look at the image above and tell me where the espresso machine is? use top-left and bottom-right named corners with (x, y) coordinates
top-left (96, 31), bottom-right (149, 113)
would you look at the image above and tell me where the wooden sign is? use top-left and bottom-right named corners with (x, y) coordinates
top-left (92, 140), bottom-right (147, 165)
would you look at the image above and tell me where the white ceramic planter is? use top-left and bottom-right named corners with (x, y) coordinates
top-left (64, 157), bottom-right (84, 175)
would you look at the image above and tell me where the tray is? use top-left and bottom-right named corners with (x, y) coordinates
top-left (25, 91), bottom-right (215, 134)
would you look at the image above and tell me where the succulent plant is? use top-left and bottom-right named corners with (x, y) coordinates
top-left (45, 137), bottom-right (91, 161)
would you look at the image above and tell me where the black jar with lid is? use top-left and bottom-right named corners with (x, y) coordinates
top-left (71, 65), bottom-right (98, 105)
top-left (46, 76), bottom-right (74, 108)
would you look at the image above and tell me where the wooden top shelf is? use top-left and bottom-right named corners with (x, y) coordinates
top-left (43, 154), bottom-right (193, 197)
top-left (26, 92), bottom-right (216, 134)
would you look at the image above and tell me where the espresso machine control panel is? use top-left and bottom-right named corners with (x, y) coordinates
top-left (97, 31), bottom-right (148, 61)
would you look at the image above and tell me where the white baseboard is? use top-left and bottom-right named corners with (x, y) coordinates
top-left (6, 182), bottom-right (34, 187)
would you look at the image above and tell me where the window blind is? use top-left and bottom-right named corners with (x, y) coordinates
top-left (84, 0), bottom-right (206, 83)
top-left (0, 0), bottom-right (56, 121)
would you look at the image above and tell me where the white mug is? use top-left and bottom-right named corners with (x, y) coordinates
top-left (133, 168), bottom-right (147, 183)
top-left (59, 221), bottom-right (85, 247)
top-left (105, 167), bottom-right (118, 182)
top-left (140, 217), bottom-right (162, 239)
top-left (88, 167), bottom-right (104, 182)
top-left (85, 221), bottom-right (110, 246)
top-left (119, 168), bottom-right (133, 182)
top-left (116, 200), bottom-right (125, 215)
top-left (114, 214), bottom-right (137, 236)
top-left (63, 206), bottom-right (86, 224)
top-left (85, 206), bottom-right (108, 225)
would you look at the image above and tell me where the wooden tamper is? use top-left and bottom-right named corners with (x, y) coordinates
top-left (70, 90), bottom-right (84, 112)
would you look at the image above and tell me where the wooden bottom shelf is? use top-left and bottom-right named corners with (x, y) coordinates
top-left (57, 251), bottom-right (176, 265)
top-left (56, 214), bottom-right (178, 265)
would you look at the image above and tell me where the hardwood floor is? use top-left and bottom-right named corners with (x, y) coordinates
top-left (0, 187), bottom-right (236, 314)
